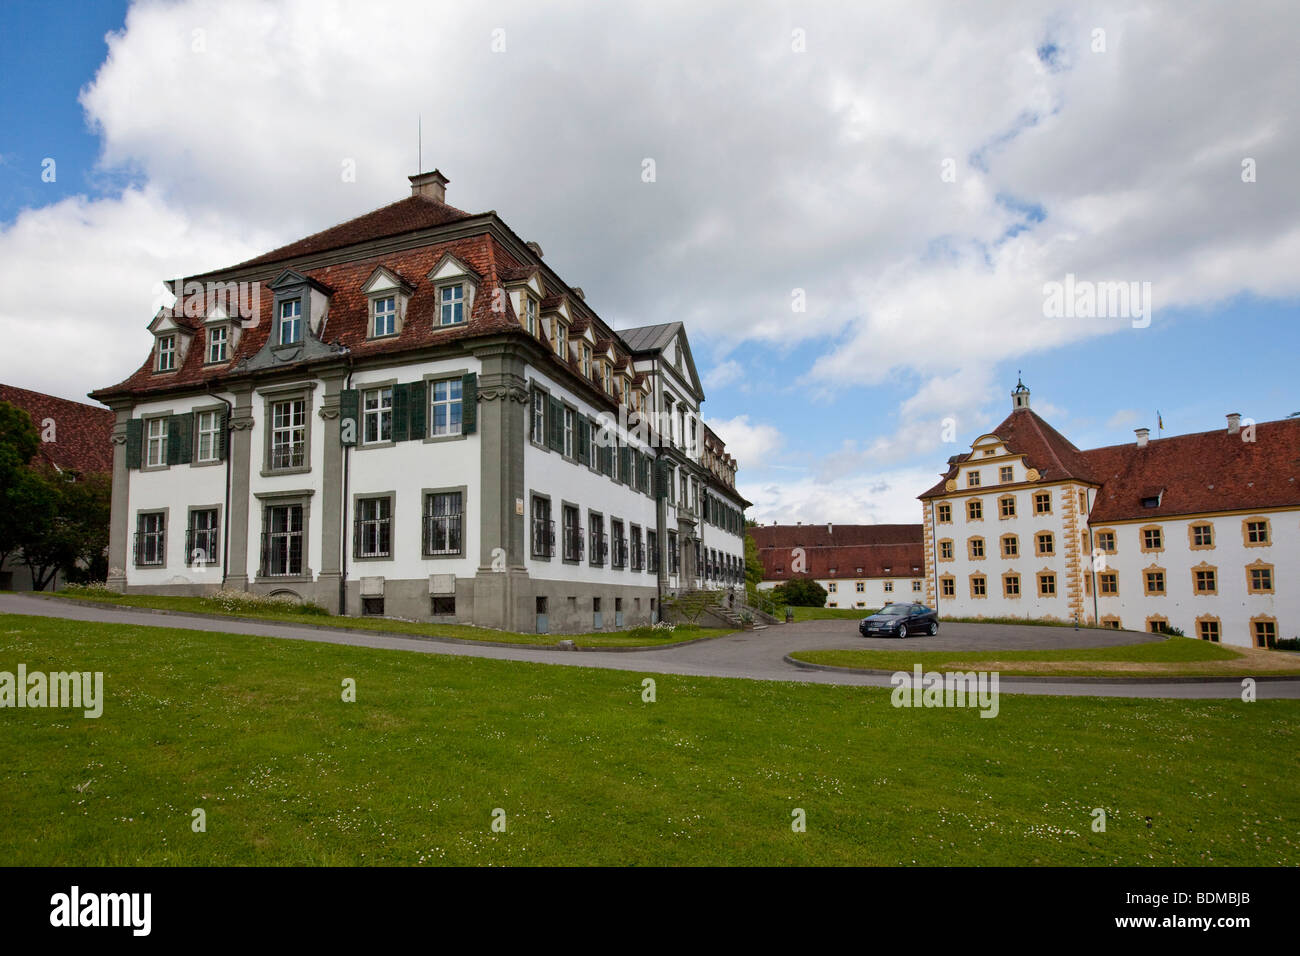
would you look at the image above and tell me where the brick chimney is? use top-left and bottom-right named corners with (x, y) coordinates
top-left (827, 522), bottom-right (833, 535)
top-left (1135, 427), bottom-right (1150, 448)
top-left (409, 170), bottom-right (449, 202)
top-left (1227, 412), bottom-right (1241, 435)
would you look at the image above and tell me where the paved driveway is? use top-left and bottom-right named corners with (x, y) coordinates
top-left (1, 593), bottom-right (1294, 699)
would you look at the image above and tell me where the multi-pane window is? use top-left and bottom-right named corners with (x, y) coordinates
top-left (186, 509), bottom-right (218, 567)
top-left (611, 522), bottom-right (626, 569)
top-left (912, 580), bottom-right (922, 592)
top-left (1198, 619), bottom-right (1220, 643)
top-left (525, 296), bottom-right (538, 336)
top-left (968, 537), bottom-right (985, 559)
top-left (157, 335), bottom-right (176, 371)
top-left (423, 492), bottom-right (463, 556)
top-left (967, 471), bottom-right (981, 488)
top-left (563, 407), bottom-right (575, 458)
top-left (967, 500), bottom-right (983, 520)
top-left (1036, 532), bottom-right (1055, 556)
top-left (555, 321), bottom-right (567, 357)
top-left (196, 410), bottom-right (222, 462)
top-left (1099, 572), bottom-right (1118, 595)
top-left (207, 326), bottom-right (228, 363)
top-left (531, 496), bottom-right (553, 558)
top-left (1194, 567), bottom-right (1217, 593)
top-left (971, 575), bottom-right (987, 597)
top-left (430, 378), bottom-right (463, 436)
top-left (1190, 523), bottom-right (1213, 547)
top-left (999, 466), bottom-right (1014, 483)
top-left (937, 503), bottom-right (952, 523)
top-left (1004, 574), bottom-right (1021, 597)
top-left (855, 581), bottom-right (865, 593)
top-left (1245, 520), bottom-right (1270, 545)
top-left (135, 512), bottom-right (166, 566)
top-left (262, 504), bottom-right (303, 576)
top-left (1142, 527), bottom-right (1163, 551)
top-left (828, 582), bottom-right (838, 594)
top-left (647, 530), bottom-right (659, 572)
top-left (146, 417), bottom-right (168, 467)
top-left (602, 363), bottom-right (612, 394)
top-left (1096, 531), bottom-right (1116, 553)
top-left (531, 390), bottom-right (545, 443)
top-left (1145, 569), bottom-right (1166, 595)
top-left (355, 497), bottom-right (392, 558)
top-left (589, 417), bottom-right (600, 468)
top-left (1002, 535), bottom-right (1018, 558)
top-left (630, 526), bottom-right (643, 570)
top-left (668, 531), bottom-right (680, 574)
top-left (562, 505), bottom-right (583, 561)
top-left (940, 576), bottom-right (955, 597)
top-left (270, 399), bottom-right (306, 469)
top-left (999, 496), bottom-right (1016, 518)
top-left (363, 387), bottom-right (393, 444)
top-left (883, 581), bottom-right (893, 593)
top-left (278, 299), bottom-right (302, 345)
top-left (589, 513), bottom-right (607, 567)
top-left (373, 296), bottom-right (396, 337)
top-left (1033, 492), bottom-right (1051, 514)
top-left (1038, 573), bottom-right (1057, 596)
top-left (1253, 620), bottom-right (1277, 649)
top-left (939, 539), bottom-right (954, 560)
top-left (581, 344), bottom-right (592, 378)
top-left (440, 284), bottom-right (465, 325)
top-left (1248, 565), bottom-right (1274, 593)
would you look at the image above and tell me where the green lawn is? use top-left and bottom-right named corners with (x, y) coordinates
top-left (790, 606), bottom-right (875, 621)
top-left (788, 637), bottom-right (1300, 678)
top-left (2, 613), bottom-right (1296, 865)
top-left (46, 589), bottom-right (726, 648)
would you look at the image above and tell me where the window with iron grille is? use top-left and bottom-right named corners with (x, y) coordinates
top-left (424, 492), bottom-right (463, 556)
top-left (270, 399), bottom-right (306, 470)
top-left (630, 526), bottom-right (643, 570)
top-left (589, 513), bottom-right (607, 567)
top-left (668, 532), bottom-right (679, 574)
top-left (531, 496), bottom-right (554, 558)
top-left (355, 496), bottom-right (392, 558)
top-left (562, 505), bottom-right (583, 562)
top-left (647, 530), bottom-right (659, 572)
top-left (262, 504), bottom-right (303, 576)
top-left (186, 509), bottom-right (219, 567)
top-left (611, 521), bottom-right (626, 569)
top-left (135, 512), bottom-right (166, 567)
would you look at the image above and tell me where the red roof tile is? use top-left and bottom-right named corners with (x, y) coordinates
top-left (0, 384), bottom-right (114, 475)
top-left (751, 523), bottom-right (923, 550)
top-left (758, 543), bottom-right (925, 580)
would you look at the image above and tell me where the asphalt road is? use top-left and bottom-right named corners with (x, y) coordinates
top-left (2, 593), bottom-right (1296, 699)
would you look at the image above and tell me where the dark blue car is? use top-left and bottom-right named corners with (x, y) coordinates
top-left (859, 602), bottom-right (939, 638)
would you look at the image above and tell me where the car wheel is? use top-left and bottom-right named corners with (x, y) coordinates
top-left (927, 621), bottom-right (938, 636)
top-left (897, 623), bottom-right (908, 639)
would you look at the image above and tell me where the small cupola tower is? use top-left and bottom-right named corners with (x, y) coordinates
top-left (1012, 374), bottom-right (1031, 411)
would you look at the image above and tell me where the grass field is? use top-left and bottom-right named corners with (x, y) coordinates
top-left (789, 606), bottom-right (875, 621)
top-left (2, 613), bottom-right (1296, 866)
top-left (47, 589), bottom-right (727, 648)
top-left (789, 637), bottom-right (1300, 678)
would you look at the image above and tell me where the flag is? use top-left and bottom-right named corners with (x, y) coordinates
top-left (1157, 410), bottom-right (1164, 431)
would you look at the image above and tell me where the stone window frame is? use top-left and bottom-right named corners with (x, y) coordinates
top-left (352, 490), bottom-right (396, 562)
top-left (185, 503), bottom-right (222, 569)
top-left (1142, 564), bottom-right (1167, 596)
top-left (967, 470), bottom-right (981, 488)
top-left (1000, 533), bottom-right (1019, 558)
top-left (1037, 570), bottom-right (1057, 597)
top-left (1191, 561), bottom-right (1218, 595)
top-left (259, 381), bottom-right (317, 478)
top-left (275, 296), bottom-right (304, 346)
top-left (1093, 528), bottom-right (1117, 554)
top-left (999, 465), bottom-right (1014, 483)
top-left (561, 402), bottom-right (577, 461)
top-left (1033, 491), bottom-right (1052, 515)
top-left (967, 536), bottom-right (985, 560)
top-left (1034, 530), bottom-right (1055, 557)
top-left (1002, 571), bottom-right (1021, 598)
top-left (966, 498), bottom-right (984, 522)
top-left (133, 507), bottom-right (170, 568)
top-left (1187, 521), bottom-right (1215, 550)
top-left (1145, 615), bottom-right (1170, 635)
top-left (1098, 570), bottom-right (1119, 596)
top-left (588, 509), bottom-right (606, 567)
top-left (529, 491), bottom-right (553, 561)
top-left (936, 502), bottom-right (952, 524)
top-left (560, 499), bottom-right (584, 565)
top-left (998, 494), bottom-right (1017, 519)
top-left (1139, 524), bottom-right (1164, 553)
top-left (156, 333), bottom-right (177, 372)
top-left (141, 409), bottom-right (174, 472)
top-left (253, 488), bottom-right (315, 583)
top-left (205, 323), bottom-right (231, 365)
top-left (937, 538), bottom-right (954, 561)
top-left (423, 368), bottom-right (471, 444)
top-left (969, 573), bottom-right (988, 599)
top-left (529, 384), bottom-right (550, 451)
top-left (421, 485), bottom-right (467, 559)
top-left (367, 292), bottom-right (402, 340)
top-left (1250, 615), bottom-right (1278, 649)
top-left (1245, 559), bottom-right (1275, 595)
top-left (1241, 516), bottom-right (1272, 548)
top-left (939, 575), bottom-right (956, 598)
top-left (1195, 615), bottom-right (1221, 643)
top-left (191, 403), bottom-right (227, 468)
top-left (433, 276), bottom-right (474, 328)
top-left (357, 378), bottom-right (398, 450)
top-left (1099, 615), bottom-right (1122, 630)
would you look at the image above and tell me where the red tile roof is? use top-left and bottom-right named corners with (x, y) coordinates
top-left (752, 524), bottom-right (924, 580)
top-left (0, 384), bottom-right (114, 475)
top-left (751, 523), bottom-right (923, 550)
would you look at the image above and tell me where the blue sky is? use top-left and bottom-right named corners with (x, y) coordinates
top-left (1, 1), bottom-right (1297, 524)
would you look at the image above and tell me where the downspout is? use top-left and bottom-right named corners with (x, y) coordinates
top-left (929, 499), bottom-right (940, 616)
top-left (207, 382), bottom-right (233, 589)
top-left (1087, 490), bottom-right (1099, 625)
top-left (338, 358), bottom-right (354, 615)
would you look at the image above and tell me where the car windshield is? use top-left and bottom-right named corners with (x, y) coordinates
top-left (878, 605), bottom-right (909, 616)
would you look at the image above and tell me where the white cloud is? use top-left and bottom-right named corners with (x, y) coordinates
top-left (705, 414), bottom-right (782, 466)
top-left (703, 359), bottom-right (742, 390)
top-left (741, 465), bottom-right (939, 526)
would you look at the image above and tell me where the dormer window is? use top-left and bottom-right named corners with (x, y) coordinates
top-left (525, 296), bottom-right (538, 336)
top-left (207, 326), bottom-right (228, 364)
top-left (602, 363), bottom-right (612, 394)
top-left (581, 344), bottom-right (592, 378)
top-left (373, 296), bottom-right (397, 337)
top-left (555, 321), bottom-right (567, 358)
top-left (440, 284), bottom-right (465, 326)
top-left (157, 334), bottom-right (176, 371)
top-left (278, 299), bottom-right (302, 345)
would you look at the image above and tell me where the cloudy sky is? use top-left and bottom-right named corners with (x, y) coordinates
top-left (1, 0), bottom-right (1297, 524)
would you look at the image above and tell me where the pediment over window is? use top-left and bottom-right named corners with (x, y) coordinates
top-left (426, 254), bottom-right (481, 284)
top-left (362, 266), bottom-right (415, 297)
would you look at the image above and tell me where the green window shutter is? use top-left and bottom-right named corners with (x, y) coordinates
top-left (461, 373), bottom-right (477, 434)
top-left (577, 417), bottom-right (589, 464)
top-left (392, 383), bottom-right (410, 442)
top-left (167, 413), bottom-right (193, 465)
top-left (339, 389), bottom-right (359, 447)
top-left (407, 379), bottom-right (427, 440)
top-left (549, 397), bottom-right (562, 451)
top-left (654, 459), bottom-right (668, 500)
top-left (217, 410), bottom-right (228, 461)
top-left (621, 447), bottom-right (632, 484)
top-left (125, 418), bottom-right (143, 469)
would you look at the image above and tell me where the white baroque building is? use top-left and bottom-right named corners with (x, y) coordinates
top-left (92, 170), bottom-right (748, 633)
top-left (919, 381), bottom-right (1297, 647)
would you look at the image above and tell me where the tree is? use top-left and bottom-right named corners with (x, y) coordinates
top-left (773, 577), bottom-right (828, 607)
top-left (0, 401), bottom-right (41, 570)
top-left (744, 531), bottom-right (763, 588)
top-left (18, 468), bottom-right (111, 591)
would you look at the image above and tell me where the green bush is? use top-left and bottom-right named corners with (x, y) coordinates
top-left (772, 577), bottom-right (828, 607)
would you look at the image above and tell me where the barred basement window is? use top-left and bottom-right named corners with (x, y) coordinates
top-left (432, 596), bottom-right (456, 615)
top-left (362, 597), bottom-right (385, 616)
